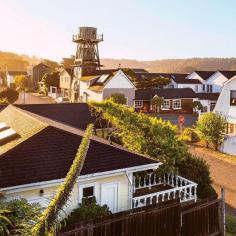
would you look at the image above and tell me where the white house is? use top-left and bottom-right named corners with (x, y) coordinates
top-left (79, 69), bottom-right (136, 106)
top-left (214, 76), bottom-right (236, 156)
top-left (0, 104), bottom-right (197, 215)
top-left (59, 68), bottom-right (73, 99)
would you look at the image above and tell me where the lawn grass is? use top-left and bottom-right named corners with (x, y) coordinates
top-left (226, 214), bottom-right (236, 235)
top-left (188, 143), bottom-right (236, 166)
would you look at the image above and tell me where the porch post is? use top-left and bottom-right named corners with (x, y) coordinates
top-left (126, 172), bottom-right (133, 209)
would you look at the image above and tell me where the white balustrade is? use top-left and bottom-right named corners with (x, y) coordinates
top-left (132, 173), bottom-right (197, 208)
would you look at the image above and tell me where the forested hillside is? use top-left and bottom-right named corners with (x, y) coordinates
top-left (101, 58), bottom-right (236, 73)
top-left (0, 51), bottom-right (58, 71)
top-left (1, 51), bottom-right (236, 73)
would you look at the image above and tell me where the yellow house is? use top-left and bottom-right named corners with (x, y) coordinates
top-left (0, 104), bottom-right (197, 216)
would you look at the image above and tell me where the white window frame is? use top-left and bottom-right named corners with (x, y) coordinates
top-left (134, 100), bottom-right (143, 108)
top-left (173, 99), bottom-right (182, 109)
top-left (78, 183), bottom-right (99, 204)
top-left (161, 100), bottom-right (171, 110)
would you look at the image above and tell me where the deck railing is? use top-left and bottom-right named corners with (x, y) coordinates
top-left (132, 173), bottom-right (197, 208)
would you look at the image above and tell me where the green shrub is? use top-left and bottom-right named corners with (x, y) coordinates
top-left (0, 198), bottom-right (42, 235)
top-left (177, 153), bottom-right (217, 199)
top-left (0, 88), bottom-right (19, 104)
top-left (182, 128), bottom-right (199, 142)
top-left (226, 215), bottom-right (236, 235)
top-left (61, 197), bottom-right (110, 231)
top-left (109, 93), bottom-right (127, 105)
top-left (196, 112), bottom-right (227, 150)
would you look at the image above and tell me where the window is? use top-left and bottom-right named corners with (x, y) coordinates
top-left (173, 99), bottom-right (181, 109)
top-left (195, 85), bottom-right (198, 92)
top-left (207, 84), bottom-right (213, 93)
top-left (135, 100), bottom-right (143, 108)
top-left (227, 123), bottom-right (236, 134)
top-left (161, 100), bottom-right (170, 110)
top-left (82, 186), bottom-right (94, 203)
top-left (202, 84), bottom-right (205, 92)
top-left (230, 90), bottom-right (236, 106)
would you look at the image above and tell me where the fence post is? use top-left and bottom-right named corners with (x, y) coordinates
top-left (221, 188), bottom-right (226, 236)
top-left (87, 223), bottom-right (94, 236)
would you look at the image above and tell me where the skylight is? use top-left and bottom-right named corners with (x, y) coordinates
top-left (0, 128), bottom-right (18, 144)
top-left (0, 122), bottom-right (7, 131)
top-left (97, 74), bottom-right (109, 83)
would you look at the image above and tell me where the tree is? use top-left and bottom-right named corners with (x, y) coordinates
top-left (32, 124), bottom-right (93, 236)
top-left (151, 95), bottom-right (164, 113)
top-left (134, 77), bottom-right (170, 89)
top-left (196, 112), bottom-right (227, 150)
top-left (89, 100), bottom-right (187, 172)
top-left (15, 75), bottom-right (28, 90)
top-left (177, 153), bottom-right (216, 199)
top-left (89, 100), bottom-right (216, 198)
top-left (192, 101), bottom-right (203, 112)
top-left (109, 93), bottom-right (127, 105)
top-left (0, 88), bottom-right (19, 103)
top-left (41, 71), bottom-right (60, 94)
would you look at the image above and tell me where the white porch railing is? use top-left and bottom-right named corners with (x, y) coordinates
top-left (132, 173), bottom-right (197, 208)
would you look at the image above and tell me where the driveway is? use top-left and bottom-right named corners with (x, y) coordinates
top-left (15, 92), bottom-right (55, 104)
top-left (189, 145), bottom-right (236, 215)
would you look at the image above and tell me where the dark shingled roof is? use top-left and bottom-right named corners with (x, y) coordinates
top-left (0, 126), bottom-right (157, 188)
top-left (219, 71), bottom-right (236, 79)
top-left (8, 71), bottom-right (27, 76)
top-left (14, 103), bottom-right (100, 130)
top-left (135, 88), bottom-right (197, 100)
top-left (173, 78), bottom-right (202, 84)
top-left (194, 71), bottom-right (216, 80)
top-left (135, 73), bottom-right (188, 81)
top-left (197, 93), bottom-right (220, 101)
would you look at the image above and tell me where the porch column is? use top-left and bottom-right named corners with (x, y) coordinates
top-left (126, 172), bottom-right (133, 209)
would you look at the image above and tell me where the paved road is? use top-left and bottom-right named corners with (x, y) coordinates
top-left (15, 92), bottom-right (55, 104)
top-left (189, 145), bottom-right (236, 216)
top-left (153, 114), bottom-right (198, 127)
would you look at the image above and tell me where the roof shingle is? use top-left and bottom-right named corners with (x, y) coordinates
top-left (0, 126), bottom-right (157, 189)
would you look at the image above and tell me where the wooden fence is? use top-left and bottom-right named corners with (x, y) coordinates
top-left (58, 197), bottom-right (224, 236)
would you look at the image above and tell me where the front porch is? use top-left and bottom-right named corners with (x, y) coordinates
top-left (132, 172), bottom-right (197, 208)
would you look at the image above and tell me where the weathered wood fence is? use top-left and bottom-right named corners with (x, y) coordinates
top-left (58, 197), bottom-right (224, 236)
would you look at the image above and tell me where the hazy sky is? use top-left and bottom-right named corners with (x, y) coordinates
top-left (1, 0), bottom-right (236, 61)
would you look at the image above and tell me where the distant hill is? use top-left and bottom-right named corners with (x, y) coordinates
top-left (1, 51), bottom-right (236, 73)
top-left (101, 58), bottom-right (236, 73)
top-left (0, 51), bottom-right (58, 71)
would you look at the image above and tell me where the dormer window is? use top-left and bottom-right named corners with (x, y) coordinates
top-left (230, 90), bottom-right (236, 106)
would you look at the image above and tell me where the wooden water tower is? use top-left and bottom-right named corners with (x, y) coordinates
top-left (72, 27), bottom-right (103, 76)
